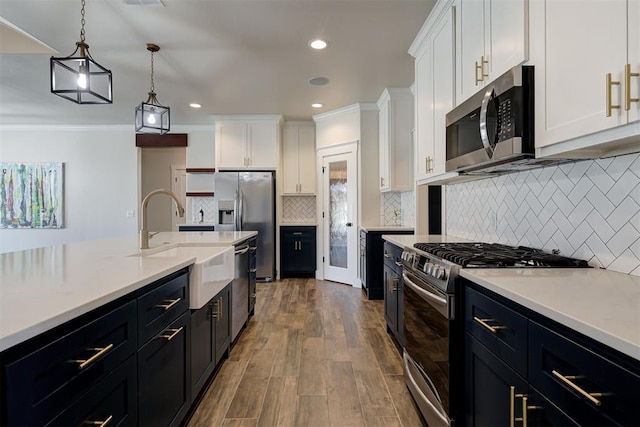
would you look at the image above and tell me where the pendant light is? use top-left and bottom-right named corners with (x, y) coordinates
top-left (50, 0), bottom-right (113, 104)
top-left (135, 43), bottom-right (170, 134)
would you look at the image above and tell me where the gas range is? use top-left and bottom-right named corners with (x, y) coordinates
top-left (401, 242), bottom-right (590, 294)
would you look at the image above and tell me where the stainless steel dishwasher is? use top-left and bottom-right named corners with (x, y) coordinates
top-left (231, 242), bottom-right (250, 343)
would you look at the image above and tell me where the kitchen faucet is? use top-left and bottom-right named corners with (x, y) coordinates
top-left (140, 189), bottom-right (185, 249)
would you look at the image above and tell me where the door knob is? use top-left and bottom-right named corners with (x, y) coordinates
top-left (346, 222), bottom-right (353, 227)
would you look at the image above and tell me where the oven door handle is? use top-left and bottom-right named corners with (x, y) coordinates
top-left (403, 272), bottom-right (447, 307)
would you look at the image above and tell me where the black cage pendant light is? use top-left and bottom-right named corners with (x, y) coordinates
top-left (50, 0), bottom-right (113, 104)
top-left (135, 43), bottom-right (170, 134)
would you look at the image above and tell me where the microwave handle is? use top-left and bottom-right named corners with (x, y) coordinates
top-left (479, 86), bottom-right (496, 158)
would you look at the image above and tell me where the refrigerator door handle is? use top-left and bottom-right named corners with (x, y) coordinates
top-left (239, 189), bottom-right (244, 231)
top-left (234, 190), bottom-right (239, 230)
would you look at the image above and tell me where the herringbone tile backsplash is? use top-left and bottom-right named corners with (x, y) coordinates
top-left (282, 196), bottom-right (316, 223)
top-left (446, 152), bottom-right (640, 276)
top-left (381, 191), bottom-right (416, 226)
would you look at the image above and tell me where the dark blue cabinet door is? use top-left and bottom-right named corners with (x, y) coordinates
top-left (465, 333), bottom-right (528, 427)
top-left (138, 311), bottom-right (191, 427)
top-left (190, 302), bottom-right (215, 399)
top-left (215, 285), bottom-right (231, 364)
top-left (47, 356), bottom-right (138, 427)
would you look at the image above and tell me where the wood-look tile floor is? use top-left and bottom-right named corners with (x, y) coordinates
top-left (186, 278), bottom-right (427, 427)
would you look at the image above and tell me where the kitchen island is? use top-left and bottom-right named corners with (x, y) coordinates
top-left (0, 231), bottom-right (257, 427)
top-left (0, 231), bottom-right (257, 352)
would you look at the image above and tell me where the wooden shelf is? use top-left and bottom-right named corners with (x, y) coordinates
top-left (186, 192), bottom-right (214, 197)
top-left (186, 168), bottom-right (216, 173)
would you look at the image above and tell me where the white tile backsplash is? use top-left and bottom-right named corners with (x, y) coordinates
top-left (282, 196), bottom-right (316, 223)
top-left (446, 152), bottom-right (640, 276)
top-left (189, 197), bottom-right (215, 224)
top-left (380, 190), bottom-right (415, 226)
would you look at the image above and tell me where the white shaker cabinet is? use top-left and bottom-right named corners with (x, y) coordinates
top-left (411, 6), bottom-right (455, 183)
top-left (282, 122), bottom-right (316, 195)
top-left (533, 0), bottom-right (640, 158)
top-left (214, 116), bottom-right (282, 170)
top-left (455, 0), bottom-right (528, 105)
top-left (377, 88), bottom-right (413, 192)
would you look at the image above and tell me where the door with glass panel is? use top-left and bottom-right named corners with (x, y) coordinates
top-left (322, 148), bottom-right (358, 286)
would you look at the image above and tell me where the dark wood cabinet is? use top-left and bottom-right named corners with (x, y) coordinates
top-left (190, 284), bottom-right (231, 400)
top-left (383, 241), bottom-right (404, 346)
top-left (280, 226), bottom-right (316, 278)
top-left (360, 229), bottom-right (413, 300)
top-left (462, 280), bottom-right (640, 427)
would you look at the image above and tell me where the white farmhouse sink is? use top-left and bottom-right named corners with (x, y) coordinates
top-left (143, 245), bottom-right (234, 309)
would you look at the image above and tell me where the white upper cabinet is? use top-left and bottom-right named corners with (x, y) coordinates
top-left (533, 0), bottom-right (640, 158)
top-left (282, 122), bottom-right (316, 195)
top-left (411, 5), bottom-right (456, 183)
top-left (377, 88), bottom-right (414, 192)
top-left (214, 116), bottom-right (282, 170)
top-left (455, 0), bottom-right (528, 105)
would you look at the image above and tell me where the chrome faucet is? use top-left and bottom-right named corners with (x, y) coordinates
top-left (140, 189), bottom-right (185, 249)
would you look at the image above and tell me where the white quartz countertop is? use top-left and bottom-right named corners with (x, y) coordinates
top-left (0, 231), bottom-right (257, 352)
top-left (461, 268), bottom-right (640, 361)
top-left (360, 225), bottom-right (415, 232)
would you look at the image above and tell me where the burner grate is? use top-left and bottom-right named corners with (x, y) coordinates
top-left (413, 242), bottom-right (589, 268)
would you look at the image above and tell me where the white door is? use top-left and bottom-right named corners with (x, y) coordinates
top-left (321, 147), bottom-right (358, 286)
top-left (171, 166), bottom-right (187, 230)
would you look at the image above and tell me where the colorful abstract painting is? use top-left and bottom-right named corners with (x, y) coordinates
top-left (0, 163), bottom-right (64, 229)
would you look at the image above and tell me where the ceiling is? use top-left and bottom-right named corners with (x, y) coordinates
top-left (0, 0), bottom-right (435, 126)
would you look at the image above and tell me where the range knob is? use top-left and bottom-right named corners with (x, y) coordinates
top-left (435, 267), bottom-right (446, 280)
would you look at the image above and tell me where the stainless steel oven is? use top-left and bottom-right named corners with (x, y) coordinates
top-left (403, 269), bottom-right (453, 427)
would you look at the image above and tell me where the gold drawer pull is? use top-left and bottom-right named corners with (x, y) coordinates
top-left (551, 369), bottom-right (602, 407)
top-left (606, 73), bottom-right (621, 116)
top-left (84, 415), bottom-right (113, 426)
top-left (395, 261), bottom-right (403, 267)
top-left (155, 297), bottom-right (181, 310)
top-left (159, 326), bottom-right (184, 341)
top-left (625, 64), bottom-right (639, 111)
top-left (75, 343), bottom-right (114, 369)
top-left (384, 253), bottom-right (392, 258)
top-left (473, 316), bottom-right (506, 334)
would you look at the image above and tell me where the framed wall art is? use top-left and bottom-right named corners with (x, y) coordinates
top-left (0, 162), bottom-right (64, 229)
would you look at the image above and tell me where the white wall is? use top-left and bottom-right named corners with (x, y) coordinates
top-left (0, 127), bottom-right (139, 253)
top-left (315, 107), bottom-right (361, 149)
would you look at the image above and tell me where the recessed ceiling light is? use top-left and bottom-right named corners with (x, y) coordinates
top-left (308, 76), bottom-right (330, 86)
top-left (312, 103), bottom-right (323, 108)
top-left (309, 39), bottom-right (328, 50)
top-left (189, 103), bottom-right (202, 109)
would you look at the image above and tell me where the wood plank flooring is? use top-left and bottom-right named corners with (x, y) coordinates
top-left (186, 278), bottom-right (426, 427)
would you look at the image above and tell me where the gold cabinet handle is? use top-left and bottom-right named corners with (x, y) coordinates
top-left (395, 261), bottom-right (403, 267)
top-left (625, 64), bottom-right (639, 111)
top-left (155, 297), bottom-right (181, 310)
top-left (159, 326), bottom-right (184, 341)
top-left (551, 370), bottom-right (602, 406)
top-left (219, 296), bottom-right (222, 319)
top-left (210, 301), bottom-right (218, 319)
top-left (391, 277), bottom-right (400, 292)
top-left (384, 253), bottom-right (392, 258)
top-left (509, 386), bottom-right (529, 427)
top-left (380, 177), bottom-right (384, 187)
top-left (475, 55), bottom-right (489, 85)
top-left (606, 73), bottom-right (621, 116)
top-left (84, 415), bottom-right (113, 426)
top-left (473, 316), bottom-right (506, 334)
top-left (74, 343), bottom-right (114, 370)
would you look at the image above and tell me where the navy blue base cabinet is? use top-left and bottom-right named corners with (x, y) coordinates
top-left (462, 279), bottom-right (640, 426)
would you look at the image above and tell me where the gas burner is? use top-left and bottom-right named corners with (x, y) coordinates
top-left (412, 242), bottom-right (589, 268)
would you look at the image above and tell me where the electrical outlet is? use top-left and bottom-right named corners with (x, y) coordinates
top-left (126, 210), bottom-right (136, 218)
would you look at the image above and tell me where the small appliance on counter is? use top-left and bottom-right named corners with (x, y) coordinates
top-left (400, 242), bottom-right (590, 426)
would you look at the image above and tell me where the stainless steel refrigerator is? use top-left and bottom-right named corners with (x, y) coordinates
top-left (214, 171), bottom-right (275, 281)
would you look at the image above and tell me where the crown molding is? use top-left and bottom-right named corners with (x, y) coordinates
top-left (313, 103), bottom-right (378, 122)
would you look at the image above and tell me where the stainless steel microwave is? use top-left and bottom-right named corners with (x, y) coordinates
top-left (445, 66), bottom-right (542, 174)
